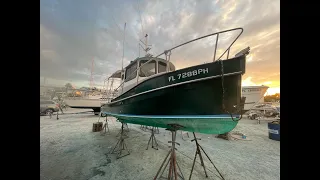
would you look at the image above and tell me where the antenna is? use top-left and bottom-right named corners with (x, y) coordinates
top-left (137, 0), bottom-right (144, 37)
top-left (122, 23), bottom-right (126, 71)
top-left (145, 34), bottom-right (148, 50)
top-left (139, 33), bottom-right (152, 56)
top-left (138, 43), bottom-right (140, 57)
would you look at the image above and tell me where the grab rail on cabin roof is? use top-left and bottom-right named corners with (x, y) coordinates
top-left (113, 27), bottom-right (244, 94)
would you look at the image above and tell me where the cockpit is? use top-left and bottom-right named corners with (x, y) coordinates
top-left (121, 57), bottom-right (175, 93)
top-left (124, 57), bottom-right (175, 82)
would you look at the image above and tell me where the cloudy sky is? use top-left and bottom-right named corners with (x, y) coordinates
top-left (40, 0), bottom-right (280, 95)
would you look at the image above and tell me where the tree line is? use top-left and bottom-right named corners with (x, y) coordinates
top-left (264, 93), bottom-right (280, 102)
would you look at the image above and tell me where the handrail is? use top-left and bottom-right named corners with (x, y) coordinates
top-left (113, 27), bottom-right (244, 93)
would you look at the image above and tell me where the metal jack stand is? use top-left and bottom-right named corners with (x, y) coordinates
top-left (116, 122), bottom-right (129, 138)
top-left (154, 124), bottom-right (185, 180)
top-left (101, 116), bottom-right (110, 135)
top-left (181, 131), bottom-right (190, 141)
top-left (124, 123), bottom-right (129, 132)
top-left (140, 125), bottom-right (147, 131)
top-left (154, 126), bottom-right (160, 134)
top-left (146, 127), bottom-right (159, 150)
top-left (109, 123), bottom-right (130, 159)
top-left (189, 132), bottom-right (225, 180)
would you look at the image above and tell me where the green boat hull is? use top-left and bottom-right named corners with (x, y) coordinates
top-left (101, 55), bottom-right (246, 134)
top-left (104, 113), bottom-right (239, 134)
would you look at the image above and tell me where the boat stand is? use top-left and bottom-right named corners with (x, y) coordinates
top-left (154, 126), bottom-right (160, 134)
top-left (116, 123), bottom-right (129, 137)
top-left (140, 125), bottom-right (147, 131)
top-left (146, 127), bottom-right (159, 150)
top-left (109, 123), bottom-right (130, 159)
top-left (189, 132), bottom-right (225, 180)
top-left (100, 116), bottom-right (110, 135)
top-left (181, 131), bottom-right (190, 141)
top-left (154, 124), bottom-right (185, 180)
top-left (124, 123), bottom-right (130, 132)
top-left (141, 125), bottom-right (156, 132)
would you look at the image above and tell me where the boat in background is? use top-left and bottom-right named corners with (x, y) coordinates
top-left (63, 71), bottom-right (122, 115)
top-left (64, 95), bottom-right (104, 115)
top-left (64, 89), bottom-right (119, 115)
top-left (242, 85), bottom-right (269, 112)
top-left (101, 28), bottom-right (248, 134)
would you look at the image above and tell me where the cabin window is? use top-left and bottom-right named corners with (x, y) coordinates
top-left (125, 61), bottom-right (137, 82)
top-left (158, 61), bottom-right (167, 73)
top-left (139, 60), bottom-right (156, 77)
top-left (170, 64), bottom-right (175, 71)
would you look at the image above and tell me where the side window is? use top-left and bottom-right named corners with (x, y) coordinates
top-left (139, 60), bottom-right (156, 77)
top-left (169, 63), bottom-right (175, 71)
top-left (125, 61), bottom-right (137, 82)
top-left (158, 61), bottom-right (167, 73)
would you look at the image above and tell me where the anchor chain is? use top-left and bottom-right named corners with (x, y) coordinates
top-left (220, 59), bottom-right (244, 122)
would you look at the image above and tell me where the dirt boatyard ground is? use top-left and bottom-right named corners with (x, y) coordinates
top-left (40, 108), bottom-right (280, 180)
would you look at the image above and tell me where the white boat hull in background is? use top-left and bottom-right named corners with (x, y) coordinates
top-left (64, 98), bottom-right (106, 109)
top-left (242, 86), bottom-right (269, 111)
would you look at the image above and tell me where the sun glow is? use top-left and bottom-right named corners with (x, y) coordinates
top-left (265, 87), bottom-right (280, 96)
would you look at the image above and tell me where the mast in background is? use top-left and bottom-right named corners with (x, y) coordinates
top-left (89, 57), bottom-right (94, 88)
top-left (122, 23), bottom-right (126, 71)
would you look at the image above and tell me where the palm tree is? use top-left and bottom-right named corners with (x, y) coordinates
top-left (65, 83), bottom-right (73, 90)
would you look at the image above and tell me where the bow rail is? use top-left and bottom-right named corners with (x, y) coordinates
top-left (113, 27), bottom-right (244, 95)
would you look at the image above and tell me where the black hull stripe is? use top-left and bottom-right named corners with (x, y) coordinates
top-left (108, 71), bottom-right (242, 105)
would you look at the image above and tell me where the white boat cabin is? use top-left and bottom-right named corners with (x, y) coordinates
top-left (115, 57), bottom-right (176, 95)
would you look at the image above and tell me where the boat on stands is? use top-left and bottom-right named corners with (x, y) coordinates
top-left (101, 28), bottom-right (249, 134)
top-left (242, 85), bottom-right (269, 112)
top-left (64, 88), bottom-right (118, 115)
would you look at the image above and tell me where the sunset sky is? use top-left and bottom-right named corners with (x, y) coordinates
top-left (40, 0), bottom-right (280, 95)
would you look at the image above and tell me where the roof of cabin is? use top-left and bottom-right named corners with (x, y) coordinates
top-left (108, 56), bottom-right (176, 79)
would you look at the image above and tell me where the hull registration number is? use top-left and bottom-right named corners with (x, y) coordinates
top-left (168, 68), bottom-right (209, 82)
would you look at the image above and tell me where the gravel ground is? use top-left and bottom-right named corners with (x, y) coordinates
top-left (40, 109), bottom-right (280, 180)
